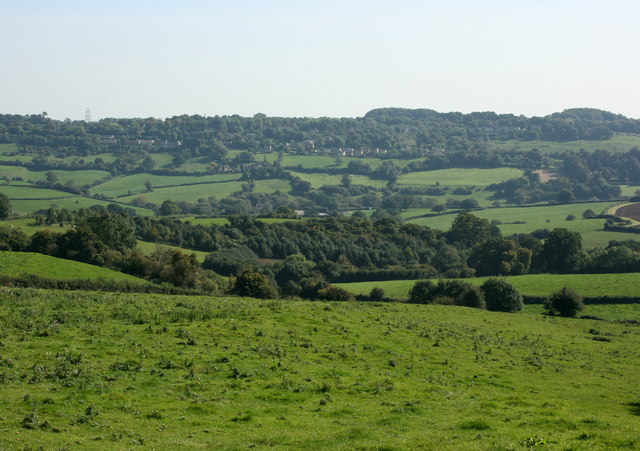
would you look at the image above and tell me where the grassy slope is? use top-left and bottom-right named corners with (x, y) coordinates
top-left (335, 272), bottom-right (640, 300)
top-left (0, 252), bottom-right (147, 283)
top-left (1, 289), bottom-right (639, 449)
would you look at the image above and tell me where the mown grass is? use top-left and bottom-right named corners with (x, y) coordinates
top-left (336, 272), bottom-right (640, 300)
top-left (1, 288), bottom-right (639, 449)
top-left (0, 252), bottom-right (148, 283)
top-left (398, 168), bottom-right (524, 187)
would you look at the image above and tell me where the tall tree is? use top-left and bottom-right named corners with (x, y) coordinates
top-left (541, 228), bottom-right (584, 273)
top-left (0, 193), bottom-right (11, 219)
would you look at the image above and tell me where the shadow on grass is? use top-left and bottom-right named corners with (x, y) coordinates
top-left (624, 402), bottom-right (640, 416)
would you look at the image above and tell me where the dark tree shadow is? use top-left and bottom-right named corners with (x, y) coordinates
top-left (624, 402), bottom-right (640, 415)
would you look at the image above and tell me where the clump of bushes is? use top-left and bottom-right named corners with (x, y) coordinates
top-left (408, 279), bottom-right (486, 310)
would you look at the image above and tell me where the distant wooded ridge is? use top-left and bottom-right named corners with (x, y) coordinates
top-left (1, 108), bottom-right (639, 156)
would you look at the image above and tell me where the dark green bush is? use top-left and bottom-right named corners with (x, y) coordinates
top-left (544, 287), bottom-right (584, 317)
top-left (480, 278), bottom-right (524, 312)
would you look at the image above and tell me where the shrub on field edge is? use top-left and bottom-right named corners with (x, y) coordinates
top-left (480, 278), bottom-right (524, 313)
top-left (544, 287), bottom-right (584, 317)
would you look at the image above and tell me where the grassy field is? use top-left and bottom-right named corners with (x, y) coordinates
top-left (119, 182), bottom-right (246, 204)
top-left (336, 272), bottom-right (640, 300)
top-left (491, 133), bottom-right (640, 154)
top-left (0, 184), bottom-right (75, 199)
top-left (405, 201), bottom-right (636, 248)
top-left (0, 252), bottom-right (148, 283)
top-left (289, 171), bottom-right (388, 189)
top-left (90, 173), bottom-right (241, 197)
top-left (397, 168), bottom-right (524, 187)
top-left (7, 197), bottom-right (155, 216)
top-left (1, 289), bottom-right (639, 449)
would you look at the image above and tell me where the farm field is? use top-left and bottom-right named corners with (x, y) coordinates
top-left (0, 184), bottom-right (76, 199)
top-left (335, 272), bottom-right (640, 300)
top-left (90, 173), bottom-right (241, 197)
top-left (397, 167), bottom-right (524, 187)
top-left (1, 289), bottom-right (640, 449)
top-left (490, 133), bottom-right (640, 154)
top-left (405, 201), bottom-right (631, 247)
top-left (0, 252), bottom-right (148, 283)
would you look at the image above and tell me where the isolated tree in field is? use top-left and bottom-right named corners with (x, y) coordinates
top-left (541, 228), bottom-right (584, 273)
top-left (480, 278), bottom-right (524, 312)
top-left (0, 193), bottom-right (11, 219)
top-left (232, 269), bottom-right (278, 299)
top-left (544, 287), bottom-right (584, 317)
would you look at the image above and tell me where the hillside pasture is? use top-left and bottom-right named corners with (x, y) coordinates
top-left (1, 289), bottom-right (640, 449)
top-left (335, 272), bottom-right (640, 300)
top-left (0, 252), bottom-right (148, 283)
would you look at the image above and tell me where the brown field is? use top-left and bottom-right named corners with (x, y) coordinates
top-left (615, 202), bottom-right (640, 222)
top-left (532, 169), bottom-right (557, 183)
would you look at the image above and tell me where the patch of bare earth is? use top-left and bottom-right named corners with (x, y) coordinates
top-left (532, 169), bottom-right (557, 183)
top-left (615, 202), bottom-right (640, 226)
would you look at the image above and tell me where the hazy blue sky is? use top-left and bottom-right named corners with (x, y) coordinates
top-left (2, 0), bottom-right (639, 120)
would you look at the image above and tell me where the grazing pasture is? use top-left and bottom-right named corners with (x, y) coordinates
top-left (0, 289), bottom-right (639, 449)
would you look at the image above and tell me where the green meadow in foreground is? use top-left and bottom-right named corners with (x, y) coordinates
top-left (0, 252), bottom-right (148, 283)
top-left (336, 272), bottom-right (640, 300)
top-left (1, 289), bottom-right (640, 449)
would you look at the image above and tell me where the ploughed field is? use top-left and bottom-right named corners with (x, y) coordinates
top-left (1, 288), bottom-right (640, 449)
top-left (615, 202), bottom-right (640, 223)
